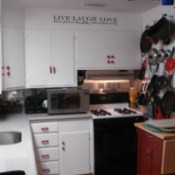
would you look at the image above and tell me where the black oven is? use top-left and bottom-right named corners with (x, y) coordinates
top-left (94, 116), bottom-right (144, 175)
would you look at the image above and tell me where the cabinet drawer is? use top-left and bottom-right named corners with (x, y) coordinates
top-left (36, 147), bottom-right (59, 162)
top-left (137, 129), bottom-right (162, 146)
top-left (39, 161), bottom-right (59, 175)
top-left (34, 133), bottom-right (59, 148)
top-left (31, 122), bottom-right (58, 133)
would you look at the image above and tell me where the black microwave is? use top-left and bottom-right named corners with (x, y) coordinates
top-left (47, 88), bottom-right (90, 115)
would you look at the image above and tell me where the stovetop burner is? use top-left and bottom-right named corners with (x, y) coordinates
top-left (114, 108), bottom-right (137, 114)
top-left (90, 109), bottom-right (111, 116)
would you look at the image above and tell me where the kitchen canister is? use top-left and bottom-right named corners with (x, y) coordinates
top-left (162, 0), bottom-right (174, 5)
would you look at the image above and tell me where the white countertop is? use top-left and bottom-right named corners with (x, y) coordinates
top-left (0, 112), bottom-right (92, 174)
top-left (0, 113), bottom-right (38, 175)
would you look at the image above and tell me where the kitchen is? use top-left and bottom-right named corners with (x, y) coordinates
top-left (1, 0), bottom-right (175, 175)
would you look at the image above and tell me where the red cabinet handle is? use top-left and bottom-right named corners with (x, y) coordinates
top-left (42, 168), bottom-right (50, 173)
top-left (41, 127), bottom-right (49, 132)
top-left (50, 66), bottom-right (52, 74)
top-left (41, 140), bottom-right (49, 144)
top-left (62, 147), bottom-right (65, 151)
top-left (62, 141), bottom-right (65, 145)
top-left (7, 72), bottom-right (11, 76)
top-left (111, 55), bottom-right (115, 59)
top-left (41, 154), bottom-right (50, 159)
top-left (107, 60), bottom-right (110, 64)
top-left (6, 66), bottom-right (10, 70)
top-left (2, 66), bottom-right (4, 69)
top-left (111, 60), bottom-right (114, 64)
top-left (53, 66), bottom-right (56, 74)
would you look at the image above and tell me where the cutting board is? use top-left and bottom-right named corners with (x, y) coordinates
top-left (145, 119), bottom-right (175, 132)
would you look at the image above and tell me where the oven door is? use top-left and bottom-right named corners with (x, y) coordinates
top-left (94, 117), bottom-right (144, 175)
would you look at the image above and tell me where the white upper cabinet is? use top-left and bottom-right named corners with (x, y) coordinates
top-left (2, 27), bottom-right (25, 90)
top-left (75, 31), bottom-right (141, 70)
top-left (25, 30), bottom-right (76, 88)
top-left (25, 30), bottom-right (52, 87)
top-left (0, 0), bottom-right (2, 94)
top-left (51, 31), bottom-right (75, 87)
top-left (1, 6), bottom-right (25, 91)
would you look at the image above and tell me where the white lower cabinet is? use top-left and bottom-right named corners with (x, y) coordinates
top-left (60, 131), bottom-right (90, 175)
top-left (30, 118), bottom-right (93, 175)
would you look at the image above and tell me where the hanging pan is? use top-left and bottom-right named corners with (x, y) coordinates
top-left (140, 26), bottom-right (152, 53)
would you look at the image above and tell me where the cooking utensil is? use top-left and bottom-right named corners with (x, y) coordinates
top-left (137, 82), bottom-right (149, 106)
top-left (138, 59), bottom-right (147, 80)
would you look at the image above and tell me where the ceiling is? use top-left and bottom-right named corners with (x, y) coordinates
top-left (2, 0), bottom-right (161, 13)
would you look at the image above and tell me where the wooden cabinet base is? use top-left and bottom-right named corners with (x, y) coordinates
top-left (162, 140), bottom-right (175, 174)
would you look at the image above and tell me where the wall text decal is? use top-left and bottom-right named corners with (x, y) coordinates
top-left (53, 15), bottom-right (118, 25)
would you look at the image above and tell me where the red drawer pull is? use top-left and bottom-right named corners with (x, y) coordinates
top-left (41, 154), bottom-right (50, 159)
top-left (42, 168), bottom-right (50, 173)
top-left (53, 66), bottom-right (56, 74)
top-left (41, 127), bottom-right (49, 132)
top-left (41, 140), bottom-right (49, 144)
top-left (50, 66), bottom-right (52, 74)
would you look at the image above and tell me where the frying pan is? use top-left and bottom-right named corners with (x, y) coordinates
top-left (155, 75), bottom-right (168, 91)
top-left (165, 47), bottom-right (175, 73)
top-left (160, 90), bottom-right (175, 115)
top-left (140, 27), bottom-right (152, 53)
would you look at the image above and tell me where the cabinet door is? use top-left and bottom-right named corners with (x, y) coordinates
top-left (60, 131), bottom-right (90, 175)
top-left (52, 31), bottom-right (76, 87)
top-left (137, 129), bottom-right (163, 175)
top-left (76, 31), bottom-right (141, 70)
top-left (2, 27), bottom-right (25, 90)
top-left (25, 30), bottom-right (52, 87)
top-left (0, 0), bottom-right (1, 94)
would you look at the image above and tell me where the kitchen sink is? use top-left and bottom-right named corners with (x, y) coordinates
top-left (0, 132), bottom-right (22, 145)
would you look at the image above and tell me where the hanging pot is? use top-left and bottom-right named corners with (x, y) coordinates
top-left (157, 49), bottom-right (166, 63)
top-left (148, 48), bottom-right (158, 66)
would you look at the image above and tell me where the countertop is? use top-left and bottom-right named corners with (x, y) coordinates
top-left (0, 112), bottom-right (92, 174)
top-left (134, 122), bottom-right (175, 140)
top-left (0, 113), bottom-right (38, 175)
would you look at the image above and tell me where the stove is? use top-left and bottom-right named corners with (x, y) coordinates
top-left (91, 92), bottom-right (144, 175)
top-left (90, 103), bottom-right (143, 119)
top-left (89, 92), bottom-right (143, 119)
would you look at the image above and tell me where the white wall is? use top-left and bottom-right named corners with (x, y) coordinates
top-left (25, 8), bottom-right (142, 32)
